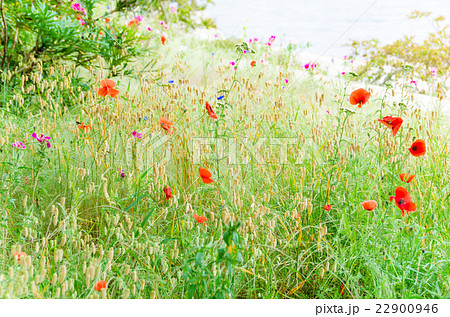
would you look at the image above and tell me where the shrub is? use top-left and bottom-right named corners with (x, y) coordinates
top-left (0, 0), bottom-right (213, 114)
top-left (114, 0), bottom-right (216, 29)
top-left (0, 1), bottom-right (150, 77)
top-left (347, 11), bottom-right (450, 90)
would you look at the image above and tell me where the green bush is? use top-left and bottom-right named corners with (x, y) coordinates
top-left (0, 0), bottom-right (214, 114)
top-left (0, 0), bottom-right (153, 78)
top-left (114, 0), bottom-right (216, 29)
top-left (347, 11), bottom-right (450, 90)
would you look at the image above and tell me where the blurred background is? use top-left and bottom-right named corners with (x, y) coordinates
top-left (205, 0), bottom-right (450, 56)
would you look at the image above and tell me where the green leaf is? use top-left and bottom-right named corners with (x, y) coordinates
top-left (195, 252), bottom-right (204, 267)
top-left (134, 207), bottom-right (156, 237)
top-left (187, 284), bottom-right (197, 299)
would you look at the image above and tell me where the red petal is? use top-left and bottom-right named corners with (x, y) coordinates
top-left (108, 88), bottom-right (120, 98)
top-left (378, 119), bottom-right (391, 128)
top-left (98, 87), bottom-right (108, 97)
top-left (349, 88), bottom-right (371, 106)
top-left (100, 79), bottom-right (116, 88)
top-left (362, 200), bottom-right (377, 211)
top-left (206, 102), bottom-right (218, 119)
top-left (160, 117), bottom-right (173, 126)
top-left (409, 139), bottom-right (426, 157)
top-left (404, 202), bottom-right (416, 212)
top-left (378, 116), bottom-right (401, 136)
top-left (201, 177), bottom-right (213, 184)
top-left (199, 168), bottom-right (212, 178)
top-left (399, 173), bottom-right (415, 183)
top-left (395, 187), bottom-right (409, 199)
top-left (391, 118), bottom-right (403, 137)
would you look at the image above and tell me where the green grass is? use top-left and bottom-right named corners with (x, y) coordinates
top-left (0, 29), bottom-right (449, 299)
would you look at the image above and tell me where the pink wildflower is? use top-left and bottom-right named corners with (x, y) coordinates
top-left (304, 63), bottom-right (317, 70)
top-left (132, 131), bottom-right (142, 138)
top-left (430, 67), bottom-right (437, 77)
top-left (32, 132), bottom-right (51, 148)
top-left (12, 141), bottom-right (26, 149)
top-left (71, 3), bottom-right (86, 15)
top-left (266, 35), bottom-right (276, 46)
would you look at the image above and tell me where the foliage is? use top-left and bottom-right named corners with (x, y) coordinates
top-left (0, 11), bottom-right (449, 300)
top-left (114, 0), bottom-right (216, 29)
top-left (0, 0), bottom-right (214, 114)
top-left (182, 221), bottom-right (242, 299)
top-left (0, 0), bottom-right (152, 78)
top-left (347, 11), bottom-right (450, 89)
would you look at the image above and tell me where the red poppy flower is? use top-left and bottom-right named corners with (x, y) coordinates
top-left (205, 102), bottom-right (218, 120)
top-left (399, 173), bottom-right (415, 183)
top-left (98, 79), bottom-right (119, 98)
top-left (324, 204), bottom-right (331, 211)
top-left (14, 251), bottom-right (27, 264)
top-left (163, 186), bottom-right (173, 200)
top-left (409, 139), bottom-right (426, 157)
top-left (250, 60), bottom-right (256, 67)
top-left (378, 116), bottom-right (403, 137)
top-left (94, 280), bottom-right (107, 292)
top-left (77, 121), bottom-right (92, 133)
top-left (161, 35), bottom-right (166, 45)
top-left (128, 19), bottom-right (140, 27)
top-left (193, 214), bottom-right (207, 224)
top-left (159, 117), bottom-right (173, 134)
top-left (199, 167), bottom-right (213, 184)
top-left (390, 186), bottom-right (417, 217)
top-left (349, 88), bottom-right (371, 108)
top-left (105, 18), bottom-right (111, 23)
top-left (361, 200), bottom-right (377, 211)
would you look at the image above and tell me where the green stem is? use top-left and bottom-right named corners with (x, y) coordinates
top-left (0, 0), bottom-right (7, 69)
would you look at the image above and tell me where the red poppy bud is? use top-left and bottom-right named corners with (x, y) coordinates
top-left (163, 186), bottom-right (173, 200)
top-left (399, 173), bottom-right (415, 183)
top-left (94, 280), bottom-right (107, 292)
top-left (361, 200), bottom-right (377, 211)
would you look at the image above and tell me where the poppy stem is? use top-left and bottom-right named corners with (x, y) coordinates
top-left (334, 111), bottom-right (353, 161)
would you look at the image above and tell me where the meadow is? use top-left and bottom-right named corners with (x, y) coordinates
top-left (0, 17), bottom-right (449, 299)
